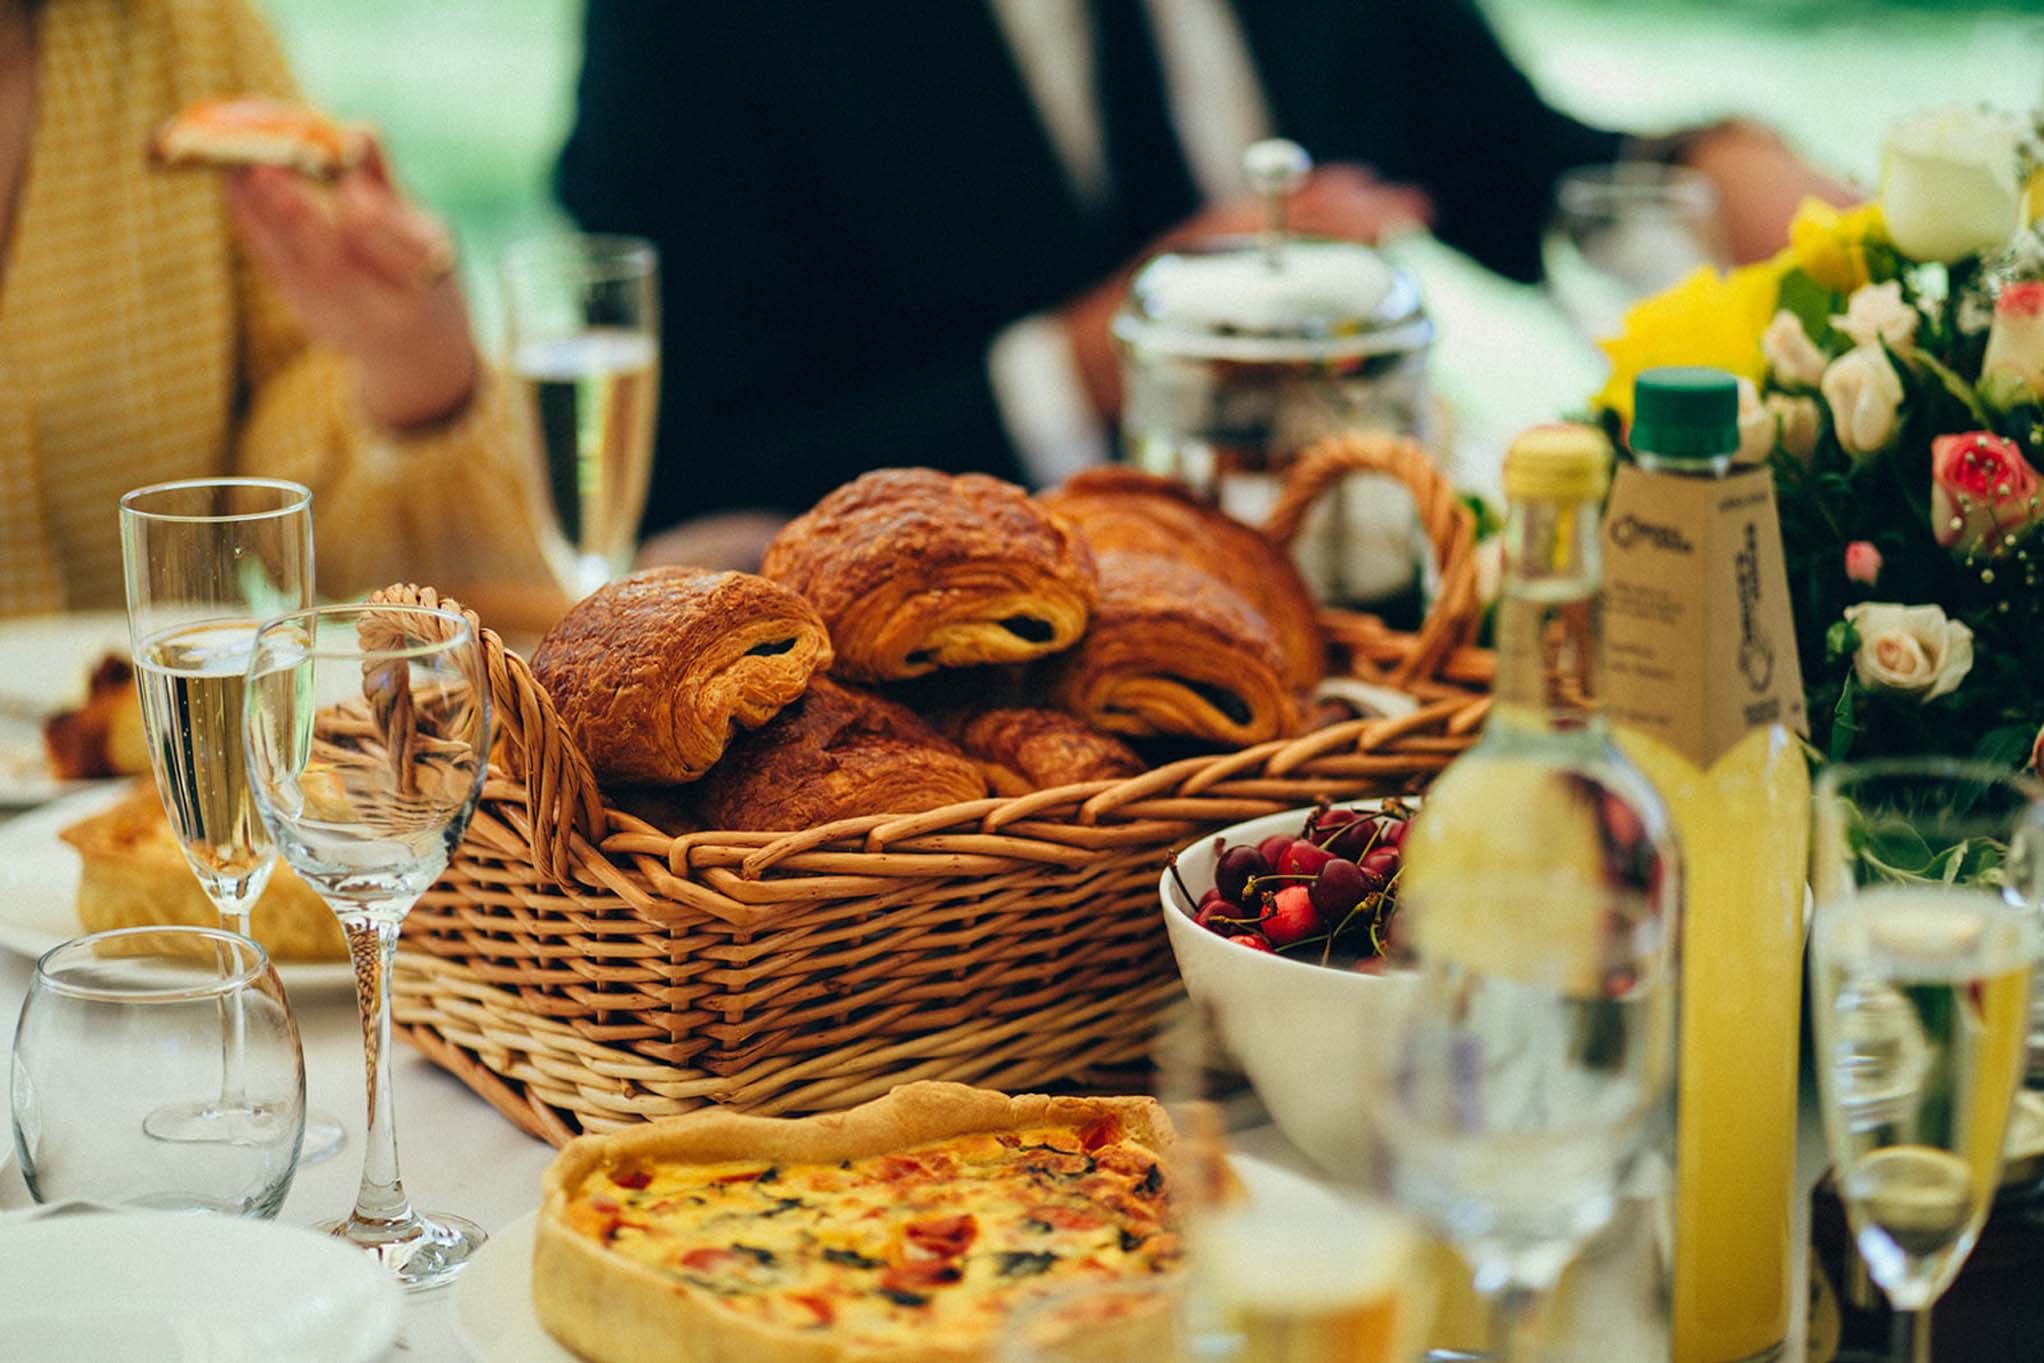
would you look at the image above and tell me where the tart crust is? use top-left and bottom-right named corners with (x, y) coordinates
top-left (532, 1082), bottom-right (1176, 1363)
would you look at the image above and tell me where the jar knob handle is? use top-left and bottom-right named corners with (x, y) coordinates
top-left (1244, 138), bottom-right (1311, 264)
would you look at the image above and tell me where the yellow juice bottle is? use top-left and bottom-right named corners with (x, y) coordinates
top-left (1604, 368), bottom-right (1811, 1363)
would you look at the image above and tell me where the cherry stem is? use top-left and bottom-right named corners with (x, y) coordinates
top-left (1165, 852), bottom-right (1197, 911)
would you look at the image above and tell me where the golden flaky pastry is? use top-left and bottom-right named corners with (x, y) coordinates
top-left (938, 708), bottom-right (1145, 797)
top-left (533, 1082), bottom-right (1179, 1363)
top-left (694, 678), bottom-right (985, 831)
top-left (1040, 468), bottom-right (1324, 691)
top-left (762, 470), bottom-right (1097, 682)
top-left (533, 567), bottom-right (833, 785)
top-left (148, 96), bottom-right (368, 178)
top-left (42, 655), bottom-right (148, 780)
top-left (61, 783), bottom-right (343, 961)
top-left (1050, 552), bottom-right (1296, 747)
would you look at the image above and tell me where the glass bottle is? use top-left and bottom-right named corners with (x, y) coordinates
top-left (1605, 368), bottom-right (1810, 1363)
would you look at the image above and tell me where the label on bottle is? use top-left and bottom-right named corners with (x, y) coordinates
top-left (1601, 464), bottom-right (1807, 768)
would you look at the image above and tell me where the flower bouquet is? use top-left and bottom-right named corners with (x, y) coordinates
top-left (1594, 106), bottom-right (2044, 769)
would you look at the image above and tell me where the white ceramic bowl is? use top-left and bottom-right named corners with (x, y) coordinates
top-left (1158, 805), bottom-right (1413, 1180)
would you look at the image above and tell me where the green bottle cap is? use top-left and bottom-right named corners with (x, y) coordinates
top-left (1631, 367), bottom-right (1740, 460)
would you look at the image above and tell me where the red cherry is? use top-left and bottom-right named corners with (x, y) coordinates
top-left (1378, 818), bottom-right (1410, 851)
top-left (1276, 838), bottom-right (1335, 879)
top-left (1352, 957), bottom-right (1387, 975)
top-left (1309, 808), bottom-right (1361, 839)
top-left (1359, 846), bottom-right (1400, 887)
top-left (1195, 901), bottom-right (1248, 934)
top-left (1309, 858), bottom-right (1368, 919)
top-left (1215, 846), bottom-right (1270, 903)
top-left (1257, 833), bottom-right (1294, 868)
top-left (1329, 818), bottom-right (1384, 862)
top-left (1262, 884), bottom-right (1321, 947)
top-left (1227, 933), bottom-right (1274, 953)
top-left (1198, 886), bottom-right (1226, 909)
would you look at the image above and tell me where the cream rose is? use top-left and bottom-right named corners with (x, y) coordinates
top-left (1770, 393), bottom-right (1822, 464)
top-left (1821, 345), bottom-right (1906, 458)
top-left (1844, 602), bottom-right (1974, 701)
top-left (1981, 280), bottom-right (2044, 407)
top-left (1762, 309), bottom-right (1829, 388)
top-left (1735, 378), bottom-right (1774, 465)
top-left (1833, 281), bottom-right (1920, 350)
top-left (1881, 105), bottom-right (2025, 263)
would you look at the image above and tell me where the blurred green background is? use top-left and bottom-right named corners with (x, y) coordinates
top-left (255, 0), bottom-right (2044, 482)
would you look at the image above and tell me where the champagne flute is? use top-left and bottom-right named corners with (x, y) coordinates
top-left (243, 602), bottom-right (490, 1289)
top-left (1369, 875), bottom-right (1674, 1363)
top-left (498, 233), bottom-right (661, 599)
top-left (118, 478), bottom-right (342, 1159)
top-left (1811, 759), bottom-right (2044, 1363)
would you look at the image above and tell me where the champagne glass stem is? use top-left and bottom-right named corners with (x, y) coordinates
top-left (1895, 1308), bottom-right (1933, 1363)
top-left (1484, 1283), bottom-right (1545, 1363)
top-left (343, 914), bottom-right (414, 1227)
top-left (210, 892), bottom-right (256, 1112)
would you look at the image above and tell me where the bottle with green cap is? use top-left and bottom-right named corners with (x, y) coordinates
top-left (1606, 366), bottom-right (1810, 1363)
top-left (1401, 422), bottom-right (1680, 1358)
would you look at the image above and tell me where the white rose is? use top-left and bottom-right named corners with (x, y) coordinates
top-left (1762, 309), bottom-right (1829, 388)
top-left (1981, 280), bottom-right (2044, 407)
top-left (1881, 104), bottom-right (2024, 263)
top-left (1845, 602), bottom-right (1974, 701)
top-left (1820, 345), bottom-right (1905, 458)
top-left (1769, 393), bottom-right (1822, 465)
top-left (1833, 281), bottom-right (1920, 350)
top-left (1734, 378), bottom-right (1774, 465)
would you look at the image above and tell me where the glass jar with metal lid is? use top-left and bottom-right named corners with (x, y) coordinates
top-left (1113, 138), bottom-right (1434, 605)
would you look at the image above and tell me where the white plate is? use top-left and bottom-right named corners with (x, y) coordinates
top-left (0, 784), bottom-right (357, 992)
top-left (0, 1208), bottom-right (401, 1362)
top-left (0, 612), bottom-right (131, 808)
top-left (452, 1153), bottom-right (1345, 1363)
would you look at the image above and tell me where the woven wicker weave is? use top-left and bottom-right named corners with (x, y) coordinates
top-left (390, 433), bottom-right (1493, 1145)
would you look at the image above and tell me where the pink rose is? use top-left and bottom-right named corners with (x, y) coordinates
top-left (1931, 432), bottom-right (2044, 555)
top-left (1844, 541), bottom-right (1883, 585)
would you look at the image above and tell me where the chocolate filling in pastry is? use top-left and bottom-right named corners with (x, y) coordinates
top-left (999, 616), bottom-right (1057, 643)
top-left (744, 638), bottom-right (798, 657)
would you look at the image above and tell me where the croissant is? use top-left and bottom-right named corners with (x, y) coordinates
top-left (694, 678), bottom-right (986, 831)
top-left (1040, 468), bottom-right (1324, 691)
top-left (761, 469), bottom-right (1098, 682)
top-left (531, 567), bottom-right (832, 785)
top-left (1050, 552), bottom-right (1296, 747)
top-left (938, 708), bottom-right (1146, 796)
top-left (149, 96), bottom-right (368, 178)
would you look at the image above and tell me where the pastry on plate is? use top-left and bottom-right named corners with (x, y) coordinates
top-left (1040, 468), bottom-right (1324, 692)
top-left (61, 783), bottom-right (343, 961)
top-left (148, 96), bottom-right (368, 178)
top-left (1050, 552), bottom-right (1296, 747)
top-left (532, 567), bottom-right (833, 785)
top-left (41, 654), bottom-right (148, 780)
top-left (938, 707), bottom-right (1145, 796)
top-left (693, 678), bottom-right (984, 831)
top-left (762, 470), bottom-right (1097, 682)
top-left (533, 1081), bottom-right (1180, 1363)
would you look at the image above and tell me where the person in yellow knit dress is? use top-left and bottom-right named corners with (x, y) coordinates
top-left (0, 0), bottom-right (566, 620)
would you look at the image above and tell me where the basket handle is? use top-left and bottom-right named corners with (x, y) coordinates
top-left (366, 584), bottom-right (604, 884)
top-left (1262, 431), bottom-right (1482, 689)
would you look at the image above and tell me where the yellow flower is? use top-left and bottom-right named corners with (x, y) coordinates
top-left (1781, 199), bottom-right (1888, 294)
top-left (1594, 262), bottom-right (1779, 422)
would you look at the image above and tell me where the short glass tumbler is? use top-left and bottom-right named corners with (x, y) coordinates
top-left (11, 927), bottom-right (305, 1217)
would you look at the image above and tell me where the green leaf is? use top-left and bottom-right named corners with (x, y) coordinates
top-left (1829, 674), bottom-right (1862, 763)
top-left (1974, 724), bottom-right (2038, 769)
top-left (1905, 345), bottom-right (1990, 427)
top-left (1826, 618), bottom-right (1861, 662)
top-left (1776, 270), bottom-right (1844, 354)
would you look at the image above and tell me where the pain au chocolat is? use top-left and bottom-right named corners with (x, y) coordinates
top-left (939, 708), bottom-right (1145, 797)
top-left (1039, 468), bottom-right (1324, 692)
top-left (532, 567), bottom-right (832, 785)
top-left (1050, 552), bottom-right (1296, 747)
top-left (694, 679), bottom-right (986, 831)
top-left (761, 470), bottom-right (1098, 683)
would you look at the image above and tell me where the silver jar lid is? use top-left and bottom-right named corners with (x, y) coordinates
top-left (1112, 139), bottom-right (1432, 364)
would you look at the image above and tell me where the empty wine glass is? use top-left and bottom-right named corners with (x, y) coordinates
top-left (243, 603), bottom-right (490, 1289)
top-left (1542, 163), bottom-right (1730, 343)
top-left (1370, 875), bottom-right (1674, 1363)
top-left (1811, 759), bottom-right (2044, 1363)
top-left (12, 926), bottom-right (304, 1217)
top-left (118, 477), bottom-right (342, 1162)
top-left (499, 233), bottom-right (661, 598)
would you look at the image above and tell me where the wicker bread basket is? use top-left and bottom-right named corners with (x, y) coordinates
top-left (390, 434), bottom-right (1494, 1145)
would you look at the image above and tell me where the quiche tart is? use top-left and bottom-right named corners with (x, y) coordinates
top-left (533, 1083), bottom-right (1181, 1362)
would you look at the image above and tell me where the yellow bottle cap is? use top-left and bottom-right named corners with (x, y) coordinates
top-left (1503, 423), bottom-right (1613, 504)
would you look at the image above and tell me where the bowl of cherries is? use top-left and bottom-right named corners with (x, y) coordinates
top-left (1157, 800), bottom-right (1416, 1178)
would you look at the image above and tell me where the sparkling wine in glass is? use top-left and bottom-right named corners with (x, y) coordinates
top-left (117, 478), bottom-right (345, 1157)
top-left (1812, 759), bottom-right (2044, 1363)
top-left (244, 602), bottom-right (490, 1289)
top-left (499, 233), bottom-right (660, 599)
top-left (1370, 875), bottom-right (1673, 1363)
